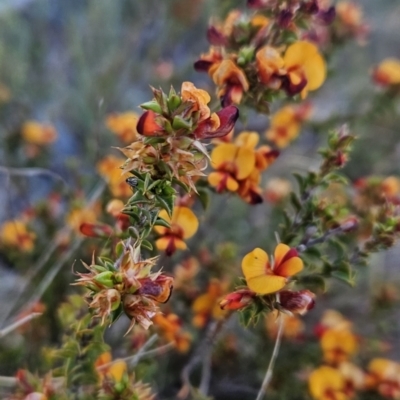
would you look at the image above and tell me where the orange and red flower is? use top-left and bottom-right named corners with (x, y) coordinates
top-left (241, 243), bottom-right (303, 294)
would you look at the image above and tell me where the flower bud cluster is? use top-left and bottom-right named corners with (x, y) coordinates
top-left (75, 244), bottom-right (173, 332)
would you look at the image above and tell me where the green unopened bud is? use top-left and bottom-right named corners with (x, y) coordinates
top-left (237, 45), bottom-right (255, 66)
top-left (164, 119), bottom-right (173, 134)
top-left (140, 100), bottom-right (162, 113)
top-left (93, 264), bottom-right (107, 273)
top-left (143, 156), bottom-right (157, 164)
top-left (168, 94), bottom-right (182, 112)
top-left (177, 136), bottom-right (193, 149)
top-left (172, 115), bottom-right (192, 130)
top-left (93, 271), bottom-right (114, 288)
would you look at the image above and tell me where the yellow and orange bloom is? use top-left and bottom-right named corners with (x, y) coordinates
top-left (372, 58), bottom-right (400, 87)
top-left (314, 309), bottom-right (353, 338)
top-left (320, 328), bottom-right (358, 365)
top-left (192, 279), bottom-right (228, 328)
top-left (95, 352), bottom-right (128, 384)
top-left (309, 366), bottom-right (347, 400)
top-left (256, 46), bottom-right (285, 88)
top-left (154, 207), bottom-right (198, 256)
top-left (97, 155), bottom-right (131, 198)
top-left (0, 219), bottom-right (36, 252)
top-left (241, 243), bottom-right (303, 295)
top-left (106, 112), bottom-right (139, 143)
top-left (21, 121), bottom-right (57, 145)
top-left (283, 41), bottom-right (326, 98)
top-left (181, 81), bottom-right (211, 121)
top-left (66, 206), bottom-right (98, 234)
top-left (208, 139), bottom-right (256, 193)
top-left (368, 358), bottom-right (400, 398)
top-left (338, 362), bottom-right (367, 397)
top-left (153, 313), bottom-right (192, 353)
top-left (266, 103), bottom-right (313, 148)
top-left (211, 59), bottom-right (249, 106)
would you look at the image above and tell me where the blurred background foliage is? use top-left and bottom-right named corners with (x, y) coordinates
top-left (1, 1), bottom-right (400, 399)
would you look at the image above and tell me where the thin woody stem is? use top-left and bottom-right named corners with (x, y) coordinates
top-left (255, 315), bottom-right (284, 400)
top-left (0, 312), bottom-right (42, 338)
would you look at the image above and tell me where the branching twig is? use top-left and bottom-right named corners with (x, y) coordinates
top-left (0, 312), bottom-right (42, 338)
top-left (255, 315), bottom-right (284, 400)
top-left (179, 316), bottom-right (230, 399)
top-left (297, 225), bottom-right (347, 253)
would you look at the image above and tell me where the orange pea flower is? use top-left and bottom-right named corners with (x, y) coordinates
top-left (181, 81), bottom-right (211, 121)
top-left (97, 155), bottom-right (131, 198)
top-left (95, 352), bottom-right (127, 383)
top-left (66, 206), bottom-right (98, 234)
top-left (372, 58), bottom-right (400, 87)
top-left (320, 328), bottom-right (358, 365)
top-left (309, 366), bottom-right (347, 400)
top-left (368, 358), bottom-right (400, 398)
top-left (0, 219), bottom-right (36, 252)
top-left (338, 362), bottom-right (367, 397)
top-left (153, 313), bottom-right (192, 353)
top-left (154, 207), bottom-right (198, 256)
top-left (192, 279), bottom-right (228, 328)
top-left (283, 41), bottom-right (326, 98)
top-left (314, 309), bottom-right (353, 338)
top-left (105, 112), bottom-right (139, 143)
top-left (211, 59), bottom-right (249, 106)
top-left (256, 46), bottom-right (285, 88)
top-left (208, 139), bottom-right (256, 193)
top-left (242, 244), bottom-right (303, 294)
top-left (266, 103), bottom-right (313, 148)
top-left (21, 121), bottom-right (57, 145)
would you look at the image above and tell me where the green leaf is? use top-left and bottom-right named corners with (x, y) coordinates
top-left (298, 274), bottom-right (327, 292)
top-left (289, 192), bottom-right (302, 213)
top-left (141, 239), bottom-right (153, 251)
top-left (197, 187), bottom-right (210, 210)
top-left (154, 217), bottom-right (171, 229)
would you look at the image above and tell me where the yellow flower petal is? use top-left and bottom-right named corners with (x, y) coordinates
top-left (174, 207), bottom-right (198, 239)
top-left (236, 147), bottom-right (256, 180)
top-left (276, 257), bottom-right (303, 277)
top-left (208, 172), bottom-right (239, 192)
top-left (107, 360), bottom-right (127, 382)
top-left (234, 131), bottom-right (259, 149)
top-left (247, 275), bottom-right (287, 294)
top-left (274, 243), bottom-right (291, 266)
top-left (284, 41), bottom-right (326, 91)
top-left (156, 237), bottom-right (187, 251)
top-left (242, 248), bottom-right (269, 280)
top-left (309, 366), bottom-right (344, 399)
top-left (211, 143), bottom-right (238, 168)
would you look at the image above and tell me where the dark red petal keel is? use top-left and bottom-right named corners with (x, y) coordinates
top-left (207, 26), bottom-right (227, 46)
top-left (193, 60), bottom-right (214, 73)
top-left (194, 106), bottom-right (239, 139)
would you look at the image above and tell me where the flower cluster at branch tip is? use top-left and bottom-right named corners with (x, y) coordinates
top-left (208, 131), bottom-right (279, 203)
top-left (154, 206), bottom-right (198, 256)
top-left (195, 3), bottom-right (332, 111)
top-left (0, 219), bottom-right (36, 252)
top-left (74, 244), bottom-right (173, 332)
top-left (309, 310), bottom-right (400, 400)
top-left (372, 58), bottom-right (400, 87)
top-left (95, 352), bottom-right (156, 399)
